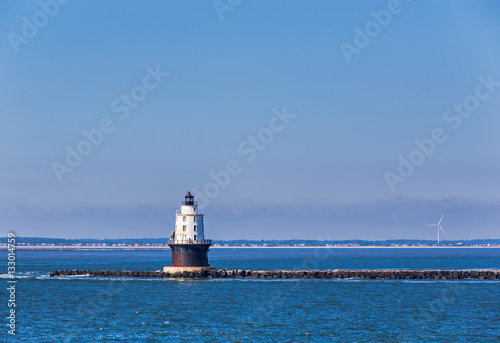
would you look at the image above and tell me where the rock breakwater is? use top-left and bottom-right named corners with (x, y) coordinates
top-left (50, 269), bottom-right (500, 280)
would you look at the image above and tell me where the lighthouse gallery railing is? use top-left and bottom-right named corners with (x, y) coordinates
top-left (168, 239), bottom-right (212, 245)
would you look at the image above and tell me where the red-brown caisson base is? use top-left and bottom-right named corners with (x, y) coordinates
top-left (168, 243), bottom-right (211, 267)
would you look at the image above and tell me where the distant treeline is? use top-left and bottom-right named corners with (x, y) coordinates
top-left (3, 237), bottom-right (500, 246)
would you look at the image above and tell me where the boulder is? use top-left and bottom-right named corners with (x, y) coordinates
top-left (297, 271), bottom-right (306, 279)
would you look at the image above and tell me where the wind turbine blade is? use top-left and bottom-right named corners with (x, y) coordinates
top-left (427, 224), bottom-right (438, 227)
top-left (438, 214), bottom-right (444, 225)
top-left (440, 226), bottom-right (446, 234)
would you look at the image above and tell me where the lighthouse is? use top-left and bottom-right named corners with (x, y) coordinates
top-left (164, 192), bottom-right (213, 273)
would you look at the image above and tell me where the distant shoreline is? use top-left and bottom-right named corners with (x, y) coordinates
top-left (1, 245), bottom-right (499, 251)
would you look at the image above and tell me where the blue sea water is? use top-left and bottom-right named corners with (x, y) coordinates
top-left (1, 248), bottom-right (499, 342)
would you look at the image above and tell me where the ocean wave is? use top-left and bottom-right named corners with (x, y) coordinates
top-left (0, 273), bottom-right (34, 279)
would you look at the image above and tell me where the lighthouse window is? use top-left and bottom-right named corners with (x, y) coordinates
top-left (194, 226), bottom-right (197, 232)
top-left (182, 225), bottom-right (186, 231)
top-left (183, 216), bottom-right (186, 222)
top-left (194, 217), bottom-right (197, 222)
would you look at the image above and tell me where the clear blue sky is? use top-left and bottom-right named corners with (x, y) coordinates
top-left (1, 0), bottom-right (499, 239)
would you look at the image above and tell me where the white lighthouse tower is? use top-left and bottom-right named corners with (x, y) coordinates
top-left (165, 192), bottom-right (213, 272)
top-left (171, 191), bottom-right (206, 244)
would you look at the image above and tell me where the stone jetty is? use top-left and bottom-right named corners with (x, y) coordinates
top-left (50, 269), bottom-right (500, 280)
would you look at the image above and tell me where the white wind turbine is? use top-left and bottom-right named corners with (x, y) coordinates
top-left (427, 214), bottom-right (446, 244)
